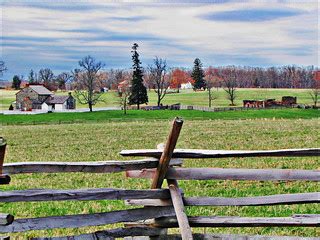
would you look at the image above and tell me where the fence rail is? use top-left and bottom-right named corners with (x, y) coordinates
top-left (0, 118), bottom-right (319, 239)
top-left (126, 192), bottom-right (320, 207)
top-left (2, 158), bottom-right (182, 174)
top-left (120, 148), bottom-right (320, 158)
top-left (126, 167), bottom-right (320, 181)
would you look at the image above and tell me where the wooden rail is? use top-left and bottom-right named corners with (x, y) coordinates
top-left (0, 188), bottom-right (171, 202)
top-left (0, 207), bottom-right (175, 233)
top-left (126, 167), bottom-right (320, 181)
top-left (31, 232), bottom-right (320, 240)
top-left (120, 148), bottom-right (320, 158)
top-left (125, 192), bottom-right (320, 207)
top-left (130, 214), bottom-right (320, 228)
top-left (1, 118), bottom-right (319, 239)
top-left (3, 158), bottom-right (182, 175)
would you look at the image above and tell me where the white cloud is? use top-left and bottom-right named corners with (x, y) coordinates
top-left (1, 0), bottom-right (318, 79)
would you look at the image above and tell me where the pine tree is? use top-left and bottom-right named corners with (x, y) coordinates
top-left (12, 75), bottom-right (22, 90)
top-left (191, 58), bottom-right (206, 90)
top-left (128, 43), bottom-right (148, 109)
top-left (28, 69), bottom-right (35, 84)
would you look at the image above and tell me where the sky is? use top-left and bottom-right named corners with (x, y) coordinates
top-left (0, 0), bottom-right (319, 80)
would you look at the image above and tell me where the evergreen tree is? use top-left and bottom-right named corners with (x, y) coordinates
top-left (12, 75), bottom-right (21, 90)
top-left (128, 43), bottom-right (148, 109)
top-left (28, 69), bottom-right (35, 84)
top-left (191, 58), bottom-right (206, 90)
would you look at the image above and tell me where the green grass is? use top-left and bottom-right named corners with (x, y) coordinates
top-left (1, 118), bottom-right (319, 238)
top-left (0, 88), bottom-right (316, 110)
top-left (1, 109), bottom-right (319, 125)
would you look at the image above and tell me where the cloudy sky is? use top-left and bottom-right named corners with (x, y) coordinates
top-left (1, 0), bottom-right (319, 80)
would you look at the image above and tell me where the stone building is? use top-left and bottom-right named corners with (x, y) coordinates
top-left (16, 85), bottom-right (76, 111)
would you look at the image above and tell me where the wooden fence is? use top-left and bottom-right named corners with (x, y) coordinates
top-left (180, 105), bottom-right (292, 112)
top-left (0, 119), bottom-right (319, 239)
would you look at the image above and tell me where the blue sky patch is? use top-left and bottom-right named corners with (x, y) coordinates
top-left (201, 8), bottom-right (303, 22)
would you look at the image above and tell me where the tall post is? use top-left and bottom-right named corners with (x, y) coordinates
top-left (151, 117), bottom-right (183, 189)
top-left (0, 138), bottom-right (10, 185)
top-left (0, 138), bottom-right (7, 175)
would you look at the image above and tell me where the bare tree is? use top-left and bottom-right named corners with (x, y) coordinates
top-left (0, 61), bottom-right (7, 76)
top-left (39, 68), bottom-right (55, 90)
top-left (204, 77), bottom-right (218, 108)
top-left (57, 72), bottom-right (73, 90)
top-left (118, 72), bottom-right (132, 114)
top-left (74, 55), bottom-right (105, 112)
top-left (148, 57), bottom-right (170, 106)
top-left (310, 77), bottom-right (320, 107)
top-left (221, 66), bottom-right (237, 106)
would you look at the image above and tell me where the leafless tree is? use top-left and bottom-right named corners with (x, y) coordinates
top-left (148, 57), bottom-right (170, 106)
top-left (204, 77), bottom-right (218, 108)
top-left (57, 72), bottom-right (73, 90)
top-left (310, 79), bottom-right (320, 107)
top-left (74, 55), bottom-right (105, 112)
top-left (38, 68), bottom-right (55, 90)
top-left (0, 61), bottom-right (7, 76)
top-left (115, 71), bottom-right (132, 114)
top-left (221, 66), bottom-right (237, 106)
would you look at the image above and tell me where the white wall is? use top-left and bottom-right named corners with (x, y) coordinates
top-left (55, 104), bottom-right (64, 111)
top-left (41, 103), bottom-right (49, 111)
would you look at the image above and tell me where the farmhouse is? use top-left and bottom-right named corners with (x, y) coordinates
top-left (16, 85), bottom-right (76, 111)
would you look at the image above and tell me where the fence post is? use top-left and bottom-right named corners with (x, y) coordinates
top-left (0, 138), bottom-right (10, 185)
top-left (151, 117), bottom-right (183, 189)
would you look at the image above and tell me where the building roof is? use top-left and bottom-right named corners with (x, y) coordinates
top-left (29, 85), bottom-right (52, 95)
top-left (46, 95), bottom-right (69, 104)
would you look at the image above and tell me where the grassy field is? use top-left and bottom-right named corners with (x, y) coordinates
top-left (0, 88), bottom-right (315, 110)
top-left (1, 118), bottom-right (319, 239)
top-left (1, 109), bottom-right (320, 125)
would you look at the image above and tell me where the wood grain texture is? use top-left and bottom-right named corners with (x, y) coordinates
top-left (0, 214), bottom-right (14, 226)
top-left (151, 118), bottom-right (183, 189)
top-left (0, 188), bottom-right (171, 202)
top-left (120, 148), bottom-right (320, 159)
top-left (126, 168), bottom-right (320, 181)
top-left (31, 233), bottom-right (320, 240)
top-left (126, 234), bottom-right (320, 240)
top-left (131, 215), bottom-right (320, 228)
top-left (0, 207), bottom-right (175, 233)
top-left (2, 158), bottom-right (182, 175)
top-left (0, 138), bottom-right (6, 175)
top-left (167, 179), bottom-right (193, 240)
top-left (125, 192), bottom-right (320, 207)
top-left (31, 227), bottom-right (167, 240)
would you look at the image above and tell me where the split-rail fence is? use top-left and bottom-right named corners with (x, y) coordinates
top-left (0, 118), bottom-right (319, 239)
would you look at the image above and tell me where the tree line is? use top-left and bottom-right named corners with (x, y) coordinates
top-left (1, 43), bottom-right (319, 111)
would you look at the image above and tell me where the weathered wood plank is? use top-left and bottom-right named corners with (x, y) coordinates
top-left (125, 234), bottom-right (320, 240)
top-left (0, 214), bottom-right (14, 226)
top-left (167, 179), bottom-right (193, 240)
top-left (31, 233), bottom-right (320, 240)
top-left (0, 176), bottom-right (10, 185)
top-left (0, 206), bottom-right (175, 233)
top-left (0, 188), bottom-right (171, 203)
top-left (126, 168), bottom-right (320, 181)
top-left (2, 158), bottom-right (182, 175)
top-left (126, 192), bottom-right (320, 207)
top-left (31, 227), bottom-right (167, 240)
top-left (120, 148), bottom-right (320, 159)
top-left (0, 138), bottom-right (6, 175)
top-left (151, 118), bottom-right (183, 189)
top-left (131, 215), bottom-right (320, 228)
